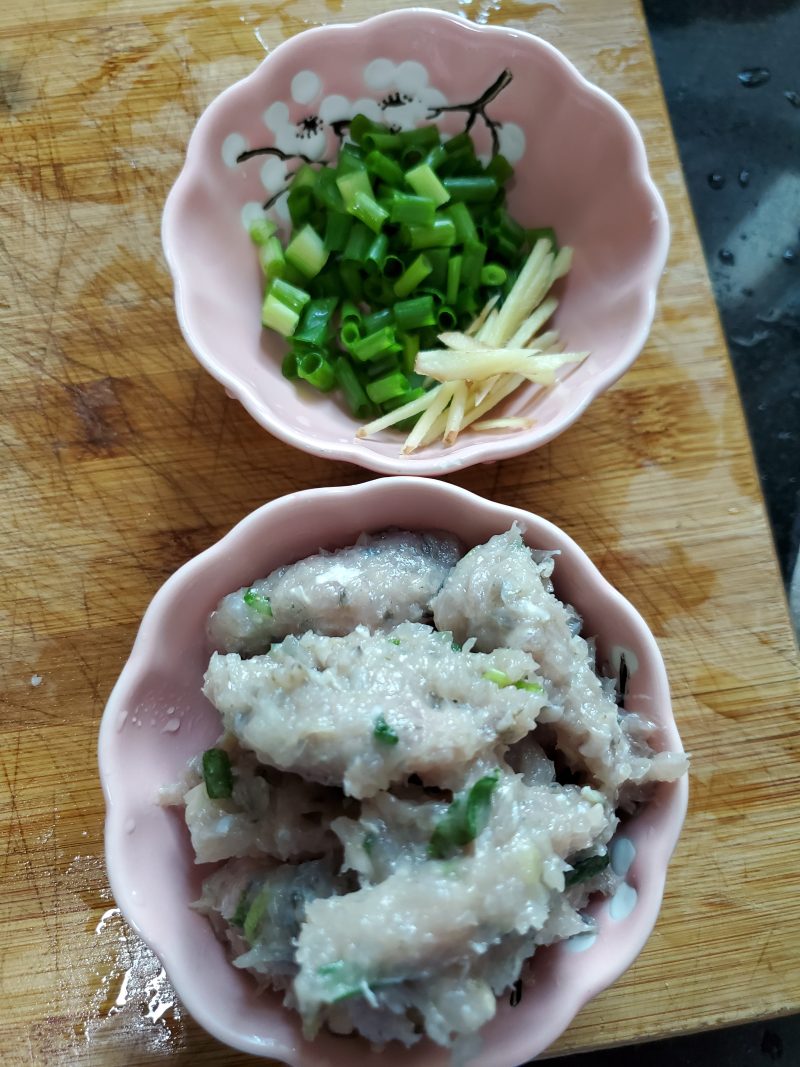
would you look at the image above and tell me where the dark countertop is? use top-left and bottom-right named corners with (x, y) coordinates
top-left (644, 0), bottom-right (800, 608)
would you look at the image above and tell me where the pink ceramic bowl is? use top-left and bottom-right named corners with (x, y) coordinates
top-left (100, 478), bottom-right (688, 1065)
top-left (162, 8), bottom-right (669, 476)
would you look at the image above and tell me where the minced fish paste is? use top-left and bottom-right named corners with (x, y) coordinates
top-left (165, 525), bottom-right (687, 1055)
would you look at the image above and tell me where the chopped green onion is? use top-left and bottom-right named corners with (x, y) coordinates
top-left (257, 236), bottom-right (286, 279)
top-left (243, 883), bottom-right (270, 944)
top-left (281, 350), bottom-right (299, 380)
top-left (244, 588), bottom-right (273, 616)
top-left (365, 149), bottom-right (405, 186)
top-left (261, 292), bottom-right (299, 336)
top-left (442, 175), bottom-right (498, 202)
top-left (428, 772), bottom-right (500, 859)
top-left (365, 231), bottom-right (389, 273)
top-left (350, 326), bottom-right (397, 362)
top-left (482, 668), bottom-right (542, 692)
top-left (339, 320), bottom-right (361, 350)
top-left (393, 294), bottom-right (436, 331)
top-left (285, 223), bottom-right (328, 279)
top-left (451, 642), bottom-right (462, 652)
top-left (316, 960), bottom-right (368, 1004)
top-left (393, 253), bottom-right (432, 298)
top-left (564, 853), bottom-right (610, 888)
top-left (342, 222), bottom-right (373, 262)
top-left (349, 190), bottom-right (389, 234)
top-left (406, 217), bottom-right (457, 250)
top-left (231, 887), bottom-right (252, 928)
top-left (389, 193), bottom-right (437, 227)
top-left (294, 297), bottom-right (338, 346)
top-left (297, 350), bottom-right (336, 391)
top-left (269, 277), bottom-right (311, 314)
top-left (323, 211), bottom-right (352, 253)
top-left (373, 714), bottom-right (399, 745)
top-left (334, 357), bottom-right (373, 419)
top-left (248, 217), bottom-right (277, 245)
top-left (446, 255), bottom-right (462, 305)
top-left (202, 748), bottom-right (233, 800)
top-left (480, 263), bottom-right (508, 287)
top-left (405, 163), bottom-right (450, 206)
top-left (336, 169), bottom-right (372, 206)
top-left (366, 371), bottom-right (409, 404)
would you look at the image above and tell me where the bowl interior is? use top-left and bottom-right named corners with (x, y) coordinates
top-left (164, 10), bottom-right (667, 474)
top-left (101, 479), bottom-right (686, 1066)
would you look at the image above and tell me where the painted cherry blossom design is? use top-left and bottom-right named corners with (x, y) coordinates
top-left (221, 59), bottom-right (527, 223)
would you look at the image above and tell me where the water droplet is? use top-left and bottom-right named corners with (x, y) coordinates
top-left (738, 169), bottom-right (750, 187)
top-left (718, 248), bottom-right (735, 265)
top-left (784, 90), bottom-right (800, 109)
top-left (783, 248), bottom-right (796, 264)
top-left (30, 673), bottom-right (42, 687)
top-left (707, 172), bottom-right (726, 190)
top-left (738, 68), bottom-right (771, 88)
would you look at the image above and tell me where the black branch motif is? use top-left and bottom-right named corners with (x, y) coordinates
top-left (426, 69), bottom-right (513, 155)
top-left (236, 144), bottom-right (321, 166)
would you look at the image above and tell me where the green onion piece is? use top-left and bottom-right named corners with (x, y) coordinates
top-left (294, 297), bottom-right (338, 346)
top-left (269, 277), bottom-right (311, 314)
top-left (365, 149), bottom-right (406, 186)
top-left (336, 141), bottom-right (367, 175)
top-left (443, 131), bottom-right (474, 156)
top-left (389, 193), bottom-right (436, 227)
top-left (244, 588), bottom-right (273, 616)
top-left (336, 169), bottom-right (372, 206)
top-left (401, 331), bottom-right (420, 375)
top-left (400, 144), bottom-right (424, 169)
top-left (287, 185), bottom-right (314, 227)
top-left (257, 236), bottom-right (286, 280)
top-left (248, 217), bottom-right (277, 245)
top-left (398, 125), bottom-right (440, 149)
top-left (496, 208), bottom-right (526, 247)
top-left (361, 130), bottom-right (403, 154)
top-left (334, 357), bottom-right (373, 419)
top-left (460, 239), bottom-right (487, 288)
top-left (388, 637), bottom-right (402, 645)
top-left (480, 263), bottom-right (508, 287)
top-left (281, 350), bottom-right (299, 380)
top-left (342, 222), bottom-right (373, 263)
top-left (316, 960), bottom-right (367, 1004)
top-left (339, 320), bottom-right (361, 350)
top-left (437, 305), bottom-right (457, 331)
top-left (564, 853), bottom-right (611, 888)
top-left (423, 143), bottom-right (449, 171)
top-left (340, 300), bottom-right (362, 324)
top-left (382, 386), bottom-right (425, 412)
top-left (451, 642), bottom-right (462, 652)
top-left (243, 884), bottom-right (270, 944)
top-left (366, 371), bottom-right (409, 404)
top-left (373, 714), bottom-right (400, 745)
top-left (393, 294), bottom-right (436, 331)
top-left (442, 175), bottom-right (498, 203)
top-left (362, 307), bottom-right (394, 334)
top-left (365, 352), bottom-right (401, 380)
top-left (297, 350), bottom-right (336, 392)
top-left (423, 247), bottom-right (449, 291)
top-left (485, 153), bottom-right (514, 184)
top-left (312, 166), bottom-right (345, 212)
top-left (446, 255), bottom-right (462, 305)
top-left (231, 887), bottom-right (251, 928)
top-left (393, 253), bottom-right (432, 298)
top-left (202, 748), bottom-right (233, 800)
top-left (428, 772), bottom-right (500, 859)
top-left (323, 211), bottom-right (353, 253)
top-left (366, 231), bottom-right (389, 273)
top-left (349, 113), bottom-right (383, 145)
top-left (482, 668), bottom-right (542, 693)
top-left (350, 326), bottom-right (397, 362)
top-left (448, 200), bottom-right (480, 244)
top-left (349, 190), bottom-right (389, 234)
top-left (405, 163), bottom-right (450, 206)
top-left (382, 254), bottom-right (405, 279)
top-left (261, 292), bottom-right (299, 336)
top-left (339, 261), bottom-right (363, 302)
top-left (363, 274), bottom-right (394, 305)
top-left (406, 217), bottom-right (456, 250)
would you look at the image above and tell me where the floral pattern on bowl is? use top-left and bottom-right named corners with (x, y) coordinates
top-left (162, 7), bottom-right (670, 475)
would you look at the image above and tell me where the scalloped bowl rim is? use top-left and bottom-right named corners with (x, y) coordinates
top-left (99, 478), bottom-right (688, 1064)
top-left (161, 8), bottom-right (670, 476)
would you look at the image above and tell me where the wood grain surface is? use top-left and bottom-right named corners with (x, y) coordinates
top-left (1, 0), bottom-right (798, 1064)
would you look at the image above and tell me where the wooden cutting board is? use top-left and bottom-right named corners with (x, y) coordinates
top-left (1, 0), bottom-right (798, 1063)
